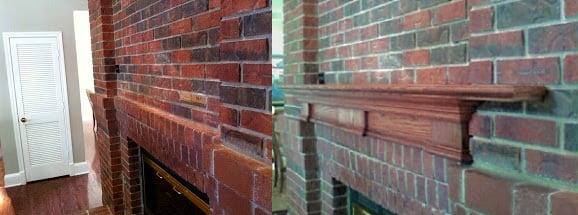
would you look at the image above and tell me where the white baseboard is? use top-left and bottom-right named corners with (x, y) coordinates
top-left (4, 171), bottom-right (25, 188)
top-left (70, 161), bottom-right (89, 176)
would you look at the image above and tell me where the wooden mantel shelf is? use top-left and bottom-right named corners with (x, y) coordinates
top-left (283, 84), bottom-right (547, 163)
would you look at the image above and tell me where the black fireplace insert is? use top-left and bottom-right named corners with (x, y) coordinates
top-left (142, 151), bottom-right (210, 215)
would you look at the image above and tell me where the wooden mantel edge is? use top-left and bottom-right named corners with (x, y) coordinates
top-left (283, 84), bottom-right (547, 163)
top-left (282, 84), bottom-right (547, 102)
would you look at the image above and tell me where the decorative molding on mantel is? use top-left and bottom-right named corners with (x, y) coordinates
top-left (283, 84), bottom-right (547, 163)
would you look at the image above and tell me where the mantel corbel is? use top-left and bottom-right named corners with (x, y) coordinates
top-left (283, 84), bottom-right (547, 163)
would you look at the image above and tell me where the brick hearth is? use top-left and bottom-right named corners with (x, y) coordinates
top-left (87, 0), bottom-right (272, 214)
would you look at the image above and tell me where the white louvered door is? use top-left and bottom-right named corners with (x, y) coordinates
top-left (4, 33), bottom-right (71, 182)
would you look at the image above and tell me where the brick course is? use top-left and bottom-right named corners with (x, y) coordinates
top-left (283, 0), bottom-right (578, 214)
top-left (88, 0), bottom-right (272, 214)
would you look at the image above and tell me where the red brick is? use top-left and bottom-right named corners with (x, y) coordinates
top-left (243, 64), bottom-right (272, 86)
top-left (416, 67), bottom-right (447, 84)
top-left (218, 184), bottom-right (252, 215)
top-left (495, 116), bottom-right (557, 146)
top-left (221, 18), bottom-right (241, 40)
top-left (469, 114), bottom-right (492, 137)
top-left (470, 7), bottom-right (493, 33)
top-left (181, 65), bottom-right (205, 78)
top-left (206, 64), bottom-right (240, 82)
top-left (551, 191), bottom-right (578, 215)
top-left (564, 54), bottom-right (578, 84)
top-left (514, 183), bottom-right (556, 215)
top-left (170, 18), bottom-right (192, 35)
top-left (253, 167), bottom-right (272, 211)
top-left (391, 70), bottom-right (414, 84)
top-left (222, 0), bottom-right (267, 17)
top-left (402, 10), bottom-right (431, 30)
top-left (172, 79), bottom-right (192, 91)
top-left (465, 170), bottom-right (515, 215)
top-left (433, 0), bottom-right (466, 25)
top-left (497, 58), bottom-right (560, 85)
top-left (194, 10), bottom-right (221, 30)
top-left (370, 38), bottom-right (389, 53)
top-left (403, 49), bottom-right (430, 66)
top-left (526, 149), bottom-right (578, 183)
top-left (213, 148), bottom-right (267, 200)
top-left (447, 61), bottom-right (493, 84)
top-left (170, 50), bottom-right (192, 63)
top-left (241, 110), bottom-right (272, 135)
top-left (361, 56), bottom-right (378, 69)
top-left (566, 0), bottom-right (578, 17)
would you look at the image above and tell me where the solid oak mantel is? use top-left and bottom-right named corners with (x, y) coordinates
top-left (283, 84), bottom-right (547, 163)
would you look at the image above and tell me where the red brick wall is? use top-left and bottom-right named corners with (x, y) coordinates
top-left (88, 0), bottom-right (272, 214)
top-left (282, 0), bottom-right (578, 214)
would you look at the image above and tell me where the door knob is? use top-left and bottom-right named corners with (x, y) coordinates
top-left (20, 118), bottom-right (27, 123)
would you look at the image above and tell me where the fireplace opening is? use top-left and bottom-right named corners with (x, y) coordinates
top-left (142, 151), bottom-right (210, 215)
top-left (349, 188), bottom-right (396, 215)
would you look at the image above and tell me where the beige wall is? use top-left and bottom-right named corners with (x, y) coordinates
top-left (0, 0), bottom-right (88, 174)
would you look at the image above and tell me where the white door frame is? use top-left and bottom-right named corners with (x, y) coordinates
top-left (2, 32), bottom-right (74, 183)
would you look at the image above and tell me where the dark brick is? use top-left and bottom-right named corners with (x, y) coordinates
top-left (430, 44), bottom-right (467, 65)
top-left (528, 22), bottom-right (578, 54)
top-left (390, 33), bottom-right (415, 51)
top-left (565, 123), bottom-right (578, 152)
top-left (353, 13), bottom-right (370, 27)
top-left (362, 0), bottom-right (388, 10)
top-left (344, 1), bottom-right (361, 16)
top-left (470, 139), bottom-right (522, 172)
top-left (470, 31), bottom-right (524, 59)
top-left (416, 26), bottom-right (449, 47)
top-left (161, 36), bottom-right (181, 50)
top-left (497, 0), bottom-right (560, 29)
top-left (220, 85), bottom-right (267, 109)
top-left (154, 25), bottom-right (170, 39)
top-left (181, 32), bottom-right (207, 48)
top-left (419, 0), bottom-right (451, 9)
top-left (182, 0), bottom-right (208, 17)
top-left (243, 11), bottom-right (272, 37)
top-left (379, 54), bottom-right (402, 69)
top-left (171, 104), bottom-right (191, 119)
top-left (450, 20), bottom-right (469, 42)
top-left (526, 89), bottom-right (578, 118)
top-left (220, 126), bottom-right (263, 157)
top-left (378, 18), bottom-right (401, 36)
top-left (400, 0), bottom-right (418, 13)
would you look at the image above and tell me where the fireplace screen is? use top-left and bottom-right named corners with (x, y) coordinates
top-left (349, 189), bottom-right (396, 215)
top-left (142, 152), bottom-right (210, 215)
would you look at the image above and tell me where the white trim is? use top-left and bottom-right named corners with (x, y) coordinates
top-left (70, 162), bottom-right (89, 176)
top-left (2, 32), bottom-right (74, 182)
top-left (3, 171), bottom-right (25, 188)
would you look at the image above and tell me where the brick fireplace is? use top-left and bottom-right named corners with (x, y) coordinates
top-left (281, 0), bottom-right (578, 214)
top-left (88, 0), bottom-right (272, 214)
